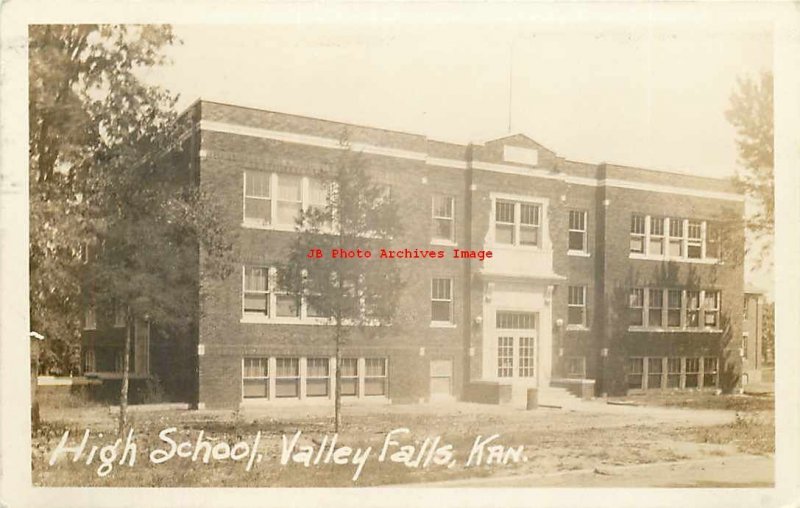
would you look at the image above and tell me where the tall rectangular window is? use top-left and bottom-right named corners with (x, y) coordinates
top-left (276, 175), bottom-right (303, 226)
top-left (339, 358), bottom-right (359, 397)
top-left (432, 195), bottom-right (455, 243)
top-left (649, 217), bottom-right (665, 256)
top-left (364, 358), bottom-right (387, 396)
top-left (648, 289), bottom-right (663, 327)
top-left (687, 221), bottom-right (703, 259)
top-left (647, 358), bottom-right (663, 389)
top-left (84, 304), bottom-right (97, 330)
top-left (667, 358), bottom-right (681, 388)
top-left (518, 336), bottom-right (535, 377)
top-left (83, 349), bottom-right (95, 373)
top-left (629, 288), bottom-right (644, 326)
top-left (495, 201), bottom-right (515, 244)
top-left (667, 290), bottom-right (682, 327)
top-left (668, 218), bottom-right (684, 257)
top-left (627, 358), bottom-right (644, 389)
top-left (567, 286), bottom-right (587, 327)
top-left (306, 358), bottom-right (330, 397)
top-left (704, 291), bottom-right (720, 328)
top-left (685, 358), bottom-right (700, 388)
top-left (275, 358), bottom-right (300, 398)
top-left (686, 290), bottom-right (701, 328)
top-left (568, 210), bottom-right (587, 252)
top-left (497, 337), bottom-right (514, 378)
top-left (243, 267), bottom-right (270, 316)
top-left (703, 357), bottom-right (718, 387)
top-left (706, 222), bottom-right (720, 259)
top-left (274, 268), bottom-right (300, 318)
top-left (243, 358), bottom-right (269, 398)
top-left (244, 171), bottom-right (271, 226)
top-left (431, 278), bottom-right (454, 324)
top-left (519, 204), bottom-right (540, 246)
top-left (630, 215), bottom-right (645, 253)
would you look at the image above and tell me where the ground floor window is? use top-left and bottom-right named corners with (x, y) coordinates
top-left (626, 355), bottom-right (719, 390)
top-left (83, 348), bottom-right (95, 373)
top-left (497, 337), bottom-right (514, 378)
top-left (518, 337), bottom-right (535, 377)
top-left (240, 356), bottom-right (388, 400)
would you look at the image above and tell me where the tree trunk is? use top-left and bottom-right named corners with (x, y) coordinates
top-left (30, 339), bottom-right (40, 432)
top-left (334, 320), bottom-right (342, 433)
top-left (118, 317), bottom-right (132, 436)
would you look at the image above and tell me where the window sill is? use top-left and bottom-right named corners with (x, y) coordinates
top-left (627, 326), bottom-right (722, 334)
top-left (241, 222), bottom-right (297, 232)
top-left (566, 325), bottom-right (590, 331)
top-left (430, 239), bottom-right (457, 247)
top-left (628, 253), bottom-right (720, 265)
top-left (567, 250), bottom-right (590, 258)
top-left (430, 322), bottom-right (457, 329)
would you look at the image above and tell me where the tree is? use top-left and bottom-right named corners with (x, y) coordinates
top-left (725, 71), bottom-right (774, 264)
top-left (29, 25), bottom-right (234, 435)
top-left (281, 142), bottom-right (405, 432)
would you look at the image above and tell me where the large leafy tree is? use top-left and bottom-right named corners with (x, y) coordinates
top-left (281, 143), bottom-right (405, 431)
top-left (725, 71), bottom-right (774, 264)
top-left (29, 25), bottom-right (234, 434)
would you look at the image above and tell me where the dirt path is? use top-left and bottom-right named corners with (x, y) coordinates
top-left (408, 454), bottom-right (774, 488)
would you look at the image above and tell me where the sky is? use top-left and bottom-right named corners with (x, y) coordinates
top-left (138, 20), bottom-right (773, 292)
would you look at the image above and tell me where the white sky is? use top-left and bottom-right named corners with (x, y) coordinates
top-left (138, 21), bottom-right (773, 293)
top-left (141, 22), bottom-right (772, 178)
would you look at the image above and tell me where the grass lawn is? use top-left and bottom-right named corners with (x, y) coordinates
top-left (33, 393), bottom-right (774, 487)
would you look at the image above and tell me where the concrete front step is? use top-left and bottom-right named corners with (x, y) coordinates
top-left (509, 386), bottom-right (583, 408)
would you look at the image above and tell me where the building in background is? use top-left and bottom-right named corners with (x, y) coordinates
top-left (81, 100), bottom-right (748, 408)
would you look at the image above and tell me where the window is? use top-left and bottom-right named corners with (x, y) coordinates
top-left (308, 178), bottom-right (328, 211)
top-left (667, 290), bottom-right (682, 328)
top-left (627, 358), bottom-right (644, 389)
top-left (495, 201), bottom-right (516, 244)
top-left (742, 333), bottom-right (749, 358)
top-left (306, 358), bottom-right (330, 397)
top-left (497, 337), bottom-right (514, 378)
top-left (649, 217), bottom-right (665, 256)
top-left (364, 358), bottom-right (387, 396)
top-left (629, 289), bottom-right (644, 326)
top-left (685, 358), bottom-right (700, 388)
top-left (704, 291), bottom-right (720, 328)
top-left (275, 358), bottom-right (300, 398)
top-left (567, 286), bottom-right (587, 327)
top-left (519, 204), bottom-right (540, 246)
top-left (243, 358), bottom-right (269, 398)
top-left (706, 222), bottom-right (721, 259)
top-left (668, 218), bottom-right (684, 257)
top-left (648, 289), bottom-right (663, 327)
top-left (339, 358), bottom-right (359, 397)
top-left (84, 304), bottom-right (97, 330)
top-left (496, 311), bottom-right (536, 329)
top-left (630, 215), bottom-right (645, 253)
top-left (687, 221), bottom-right (703, 258)
top-left (243, 267), bottom-right (270, 316)
top-left (244, 171), bottom-right (271, 226)
top-left (494, 200), bottom-right (542, 247)
top-left (568, 210), bottom-right (587, 252)
top-left (667, 358), bottom-right (681, 388)
top-left (275, 174), bottom-right (302, 226)
top-left (518, 337), bottom-right (535, 377)
top-left (432, 195), bottom-right (455, 243)
top-left (647, 358), bottom-right (663, 389)
top-left (431, 278), bottom-right (454, 324)
top-left (113, 300), bottom-right (126, 328)
top-left (565, 357), bottom-right (586, 378)
top-left (275, 268), bottom-right (300, 318)
top-left (703, 357), bottom-right (718, 388)
top-left (686, 291), bottom-right (701, 328)
top-left (83, 349), bottom-right (95, 373)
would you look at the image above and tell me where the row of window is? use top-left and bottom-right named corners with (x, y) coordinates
top-left (630, 214), bottom-right (719, 260)
top-left (629, 288), bottom-right (721, 330)
top-left (626, 356), bottom-right (719, 390)
top-left (83, 301), bottom-right (127, 330)
top-left (242, 357), bottom-right (388, 399)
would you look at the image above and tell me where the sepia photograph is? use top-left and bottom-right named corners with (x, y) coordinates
top-left (2, 2), bottom-right (799, 507)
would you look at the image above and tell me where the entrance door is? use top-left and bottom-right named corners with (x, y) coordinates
top-left (430, 359), bottom-right (453, 399)
top-left (495, 311), bottom-right (538, 384)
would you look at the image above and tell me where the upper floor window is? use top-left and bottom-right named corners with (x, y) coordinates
top-left (243, 172), bottom-right (329, 229)
top-left (84, 304), bottom-right (97, 330)
top-left (630, 213), bottom-right (717, 262)
top-left (568, 210), bottom-right (587, 253)
top-left (242, 265), bottom-right (323, 322)
top-left (431, 278), bottom-right (454, 325)
top-left (567, 286), bottom-right (587, 327)
top-left (629, 287), bottom-right (722, 331)
top-left (495, 200), bottom-right (541, 247)
top-left (113, 300), bottom-right (126, 328)
top-left (432, 195), bottom-right (455, 244)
